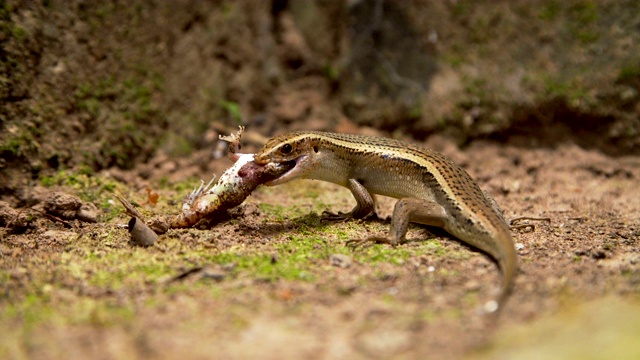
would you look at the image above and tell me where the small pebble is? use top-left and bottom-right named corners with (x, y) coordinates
top-left (330, 254), bottom-right (352, 268)
top-left (76, 202), bottom-right (99, 223)
top-left (483, 300), bottom-right (499, 313)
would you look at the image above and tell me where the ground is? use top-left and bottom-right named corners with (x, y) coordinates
top-left (1, 1), bottom-right (640, 359)
top-left (2, 137), bottom-right (639, 359)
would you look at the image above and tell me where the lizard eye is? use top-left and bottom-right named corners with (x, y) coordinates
top-left (281, 143), bottom-right (293, 154)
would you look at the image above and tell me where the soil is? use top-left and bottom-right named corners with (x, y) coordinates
top-left (1, 1), bottom-right (640, 359)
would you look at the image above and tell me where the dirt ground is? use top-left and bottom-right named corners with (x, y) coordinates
top-left (2, 134), bottom-right (639, 359)
top-left (2, 1), bottom-right (640, 359)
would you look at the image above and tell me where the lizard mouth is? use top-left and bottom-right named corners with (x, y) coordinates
top-left (264, 155), bottom-right (306, 186)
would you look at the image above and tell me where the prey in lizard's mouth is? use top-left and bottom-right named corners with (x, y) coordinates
top-left (263, 155), bottom-right (307, 186)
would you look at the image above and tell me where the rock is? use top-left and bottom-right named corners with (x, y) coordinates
top-left (76, 202), bottom-right (99, 223)
top-left (43, 191), bottom-right (99, 223)
top-left (148, 218), bottom-right (169, 235)
top-left (0, 201), bottom-right (20, 227)
top-left (44, 192), bottom-right (82, 220)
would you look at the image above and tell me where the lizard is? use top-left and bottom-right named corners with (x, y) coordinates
top-left (253, 131), bottom-right (517, 312)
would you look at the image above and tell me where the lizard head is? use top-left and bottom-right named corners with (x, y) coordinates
top-left (254, 132), bottom-right (320, 186)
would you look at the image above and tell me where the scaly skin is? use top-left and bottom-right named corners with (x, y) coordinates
top-left (254, 131), bottom-right (517, 312)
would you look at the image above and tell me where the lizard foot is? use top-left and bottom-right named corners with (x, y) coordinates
top-left (322, 210), bottom-right (380, 222)
top-left (321, 210), bottom-right (353, 222)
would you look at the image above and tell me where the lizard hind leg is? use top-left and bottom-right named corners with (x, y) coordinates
top-left (346, 198), bottom-right (448, 248)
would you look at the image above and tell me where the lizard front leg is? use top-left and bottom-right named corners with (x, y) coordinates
top-left (348, 198), bottom-right (448, 247)
top-left (322, 178), bottom-right (376, 221)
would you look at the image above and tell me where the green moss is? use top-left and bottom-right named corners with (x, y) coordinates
top-left (302, 189), bottom-right (320, 199)
top-left (88, 269), bottom-right (128, 289)
top-left (123, 78), bottom-right (152, 105)
top-left (0, 126), bottom-right (40, 159)
top-left (408, 102), bottom-right (424, 120)
top-left (73, 73), bottom-right (167, 168)
top-left (75, 77), bottom-right (115, 119)
top-left (357, 244), bottom-right (412, 265)
top-left (422, 239), bottom-right (448, 256)
top-left (1, 2), bottom-right (12, 14)
top-left (322, 64), bottom-right (339, 81)
top-left (442, 53), bottom-right (464, 68)
top-left (567, 1), bottom-right (600, 44)
top-left (617, 63), bottom-right (640, 83)
top-left (463, 291), bottom-right (480, 307)
top-left (463, 76), bottom-right (487, 98)
top-left (258, 203), bottom-right (291, 222)
top-left (0, 137), bottom-right (24, 156)
top-left (11, 25), bottom-right (28, 42)
top-left (3, 294), bottom-right (54, 331)
top-left (539, 1), bottom-right (561, 21)
top-left (94, 4), bottom-right (113, 20)
top-left (204, 248), bottom-right (318, 282)
top-left (38, 169), bottom-right (123, 219)
top-left (575, 29), bottom-right (599, 44)
top-left (68, 298), bottom-right (136, 326)
top-left (569, 1), bottom-right (598, 26)
top-left (0, 5), bottom-right (27, 41)
top-left (542, 76), bottom-right (590, 106)
top-left (450, 0), bottom-right (474, 18)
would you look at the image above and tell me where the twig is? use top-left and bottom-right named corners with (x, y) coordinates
top-left (509, 216), bottom-right (551, 232)
top-left (26, 207), bottom-right (75, 229)
top-left (114, 194), bottom-right (145, 221)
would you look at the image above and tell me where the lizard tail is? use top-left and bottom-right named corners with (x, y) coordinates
top-left (487, 230), bottom-right (517, 314)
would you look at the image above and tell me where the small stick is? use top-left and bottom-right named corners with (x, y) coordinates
top-left (25, 207), bottom-right (75, 228)
top-left (114, 194), bottom-right (145, 221)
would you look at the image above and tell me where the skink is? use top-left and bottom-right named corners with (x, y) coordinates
top-left (254, 131), bottom-right (517, 311)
